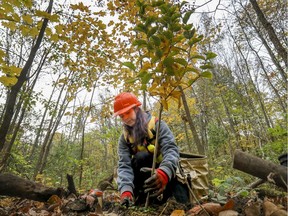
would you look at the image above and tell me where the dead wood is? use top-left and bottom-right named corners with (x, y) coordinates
top-left (233, 149), bottom-right (287, 190)
top-left (0, 173), bottom-right (66, 202)
top-left (97, 174), bottom-right (116, 191)
top-left (66, 174), bottom-right (77, 195)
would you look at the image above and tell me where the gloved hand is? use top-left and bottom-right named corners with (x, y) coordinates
top-left (142, 168), bottom-right (169, 197)
top-left (120, 191), bottom-right (134, 207)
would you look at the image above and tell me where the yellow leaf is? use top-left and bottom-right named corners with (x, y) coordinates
top-left (50, 14), bottom-right (59, 22)
top-left (170, 209), bottom-right (185, 216)
top-left (19, 25), bottom-right (30, 36)
top-left (170, 90), bottom-right (182, 100)
top-left (10, 0), bottom-right (21, 7)
top-left (22, 0), bottom-right (33, 8)
top-left (46, 27), bottom-right (53, 36)
top-left (12, 13), bottom-right (20, 22)
top-left (2, 21), bottom-right (17, 31)
top-left (47, 195), bottom-right (61, 205)
top-left (0, 76), bottom-right (18, 87)
top-left (50, 34), bottom-right (59, 42)
top-left (108, 20), bottom-right (114, 27)
top-left (2, 2), bottom-right (14, 13)
top-left (29, 26), bottom-right (39, 38)
top-left (55, 24), bottom-right (64, 34)
top-left (34, 10), bottom-right (51, 19)
top-left (0, 49), bottom-right (6, 59)
top-left (9, 65), bottom-right (22, 76)
top-left (22, 14), bottom-right (33, 25)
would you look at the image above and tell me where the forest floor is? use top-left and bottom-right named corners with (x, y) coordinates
top-left (0, 186), bottom-right (287, 216)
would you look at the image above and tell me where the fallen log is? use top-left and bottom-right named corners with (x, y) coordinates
top-left (233, 149), bottom-right (287, 190)
top-left (0, 173), bottom-right (66, 202)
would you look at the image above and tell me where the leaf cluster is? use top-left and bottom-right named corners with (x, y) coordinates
top-left (123, 0), bottom-right (216, 109)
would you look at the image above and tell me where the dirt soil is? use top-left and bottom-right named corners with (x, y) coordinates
top-left (0, 189), bottom-right (287, 215)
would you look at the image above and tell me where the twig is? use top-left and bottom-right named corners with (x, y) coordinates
top-left (186, 179), bottom-right (210, 216)
top-left (159, 199), bottom-right (170, 216)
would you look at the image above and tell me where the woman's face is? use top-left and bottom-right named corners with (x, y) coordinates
top-left (119, 108), bottom-right (137, 127)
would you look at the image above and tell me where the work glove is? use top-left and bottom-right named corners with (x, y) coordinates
top-left (120, 191), bottom-right (134, 207)
top-left (142, 168), bottom-right (169, 197)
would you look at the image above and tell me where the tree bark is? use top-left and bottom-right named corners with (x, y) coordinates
top-left (0, 173), bottom-right (65, 202)
top-left (233, 149), bottom-right (287, 190)
top-left (179, 86), bottom-right (205, 155)
top-left (249, 0), bottom-right (287, 67)
top-left (240, 1), bottom-right (287, 83)
top-left (0, 0), bottom-right (54, 151)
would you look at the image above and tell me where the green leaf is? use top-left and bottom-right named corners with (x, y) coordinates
top-left (155, 49), bottom-right (163, 58)
top-left (145, 16), bottom-right (157, 26)
top-left (183, 11), bottom-right (193, 24)
top-left (187, 78), bottom-right (197, 86)
top-left (171, 24), bottom-right (181, 32)
top-left (122, 62), bottom-right (136, 70)
top-left (127, 78), bottom-right (136, 84)
top-left (180, 1), bottom-right (189, 7)
top-left (171, 13), bottom-right (181, 22)
top-left (147, 26), bottom-right (158, 37)
top-left (163, 56), bottom-right (174, 67)
top-left (166, 67), bottom-right (174, 76)
top-left (238, 190), bottom-right (249, 197)
top-left (188, 35), bottom-right (203, 46)
top-left (134, 24), bottom-right (147, 33)
top-left (190, 54), bottom-right (205, 60)
top-left (174, 58), bottom-right (187, 66)
top-left (200, 63), bottom-right (214, 70)
top-left (163, 30), bottom-right (173, 40)
top-left (140, 83), bottom-right (147, 90)
top-left (132, 39), bottom-right (147, 47)
top-left (142, 73), bottom-right (152, 84)
top-left (201, 71), bottom-right (213, 79)
top-left (185, 67), bottom-right (200, 73)
top-left (137, 70), bottom-right (148, 78)
top-left (206, 51), bottom-right (217, 60)
top-left (151, 35), bottom-right (161, 46)
top-left (183, 24), bottom-right (193, 30)
top-left (152, 1), bottom-right (165, 7)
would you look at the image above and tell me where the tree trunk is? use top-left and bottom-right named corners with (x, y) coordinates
top-left (179, 86), bottom-right (205, 155)
top-left (33, 85), bottom-right (66, 179)
top-left (233, 149), bottom-right (287, 190)
top-left (0, 173), bottom-right (65, 202)
top-left (249, 0), bottom-right (287, 67)
top-left (240, 1), bottom-right (287, 83)
top-left (0, 0), bottom-right (54, 152)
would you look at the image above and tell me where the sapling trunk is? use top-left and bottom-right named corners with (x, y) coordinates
top-left (145, 103), bottom-right (163, 208)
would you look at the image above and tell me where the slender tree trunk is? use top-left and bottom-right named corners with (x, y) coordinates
top-left (182, 118), bottom-right (192, 152)
top-left (33, 84), bottom-right (66, 179)
top-left (0, 0), bottom-right (53, 152)
top-left (79, 84), bottom-right (96, 188)
top-left (212, 68), bottom-right (241, 149)
top-left (240, 1), bottom-right (287, 83)
top-left (39, 98), bottom-right (69, 175)
top-left (179, 86), bottom-right (205, 155)
top-left (29, 76), bottom-right (59, 160)
top-left (227, 23), bottom-right (271, 136)
top-left (0, 48), bottom-right (50, 172)
top-left (249, 0), bottom-right (287, 67)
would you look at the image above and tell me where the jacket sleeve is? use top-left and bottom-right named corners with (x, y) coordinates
top-left (117, 134), bottom-right (135, 195)
top-left (157, 120), bottom-right (179, 180)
